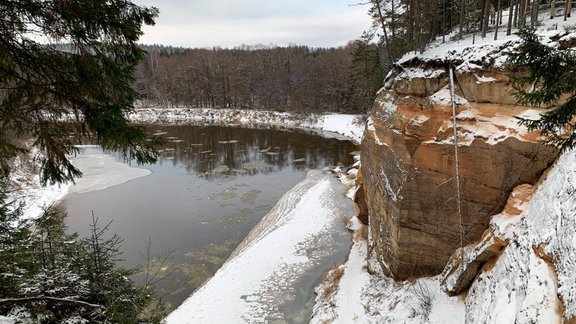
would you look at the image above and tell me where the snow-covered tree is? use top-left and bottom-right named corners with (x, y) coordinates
top-left (508, 28), bottom-right (576, 149)
top-left (0, 0), bottom-right (160, 185)
top-left (0, 205), bottom-right (163, 322)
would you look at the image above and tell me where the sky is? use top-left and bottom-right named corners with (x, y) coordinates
top-left (132, 0), bottom-right (372, 48)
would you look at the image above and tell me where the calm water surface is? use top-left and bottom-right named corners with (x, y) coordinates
top-left (62, 124), bottom-right (357, 311)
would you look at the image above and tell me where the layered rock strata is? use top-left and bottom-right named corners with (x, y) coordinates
top-left (361, 62), bottom-right (559, 279)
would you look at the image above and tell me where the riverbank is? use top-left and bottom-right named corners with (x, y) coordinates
top-left (129, 107), bottom-right (366, 144)
top-left (12, 109), bottom-right (364, 220)
top-left (11, 146), bottom-right (152, 220)
top-left (8, 109), bottom-right (366, 322)
top-left (167, 170), bottom-right (354, 323)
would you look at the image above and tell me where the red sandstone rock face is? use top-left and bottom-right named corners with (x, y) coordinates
top-left (362, 66), bottom-right (560, 279)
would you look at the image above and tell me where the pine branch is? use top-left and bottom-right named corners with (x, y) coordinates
top-left (0, 296), bottom-right (103, 309)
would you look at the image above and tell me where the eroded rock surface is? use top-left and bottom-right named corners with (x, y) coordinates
top-left (362, 63), bottom-right (560, 279)
top-left (440, 184), bottom-right (534, 296)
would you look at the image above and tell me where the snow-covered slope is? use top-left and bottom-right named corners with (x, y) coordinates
top-left (465, 149), bottom-right (576, 323)
top-left (166, 170), bottom-right (353, 323)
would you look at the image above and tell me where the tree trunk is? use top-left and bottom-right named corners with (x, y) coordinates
top-left (495, 0), bottom-right (502, 40)
top-left (530, 0), bottom-right (539, 27)
top-left (374, 0), bottom-right (395, 66)
top-left (482, 0), bottom-right (491, 37)
top-left (518, 0), bottom-right (527, 27)
top-left (507, 0), bottom-right (515, 35)
top-left (459, 0), bottom-right (466, 39)
top-left (514, 0), bottom-right (520, 27)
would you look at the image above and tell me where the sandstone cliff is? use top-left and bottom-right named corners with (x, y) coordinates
top-left (310, 15), bottom-right (576, 324)
top-left (360, 55), bottom-right (559, 279)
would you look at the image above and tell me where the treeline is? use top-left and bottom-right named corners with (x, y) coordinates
top-left (367, 0), bottom-right (571, 65)
top-left (134, 43), bottom-right (384, 114)
top-left (134, 1), bottom-right (572, 114)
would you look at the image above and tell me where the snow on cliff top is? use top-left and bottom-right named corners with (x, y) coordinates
top-left (398, 11), bottom-right (576, 71)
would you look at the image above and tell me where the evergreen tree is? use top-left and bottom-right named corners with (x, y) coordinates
top-left (508, 28), bottom-right (576, 149)
top-left (350, 38), bottom-right (385, 112)
top-left (0, 176), bottom-right (31, 298)
top-left (0, 204), bottom-right (163, 322)
top-left (0, 0), bottom-right (160, 185)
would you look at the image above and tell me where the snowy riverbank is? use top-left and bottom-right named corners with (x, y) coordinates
top-left (166, 170), bottom-right (354, 323)
top-left (129, 107), bottom-right (366, 144)
top-left (9, 109), bottom-right (367, 323)
top-left (14, 109), bottom-right (364, 220)
top-left (13, 146), bottom-right (152, 220)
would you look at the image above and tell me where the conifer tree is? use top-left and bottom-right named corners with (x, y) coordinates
top-left (0, 0), bottom-right (160, 185)
top-left (350, 37), bottom-right (385, 111)
top-left (0, 205), bottom-right (162, 322)
top-left (508, 28), bottom-right (576, 149)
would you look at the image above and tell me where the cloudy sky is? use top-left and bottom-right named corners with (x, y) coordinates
top-left (132, 0), bottom-right (372, 48)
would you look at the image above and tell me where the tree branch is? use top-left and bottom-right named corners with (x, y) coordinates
top-left (0, 296), bottom-right (104, 309)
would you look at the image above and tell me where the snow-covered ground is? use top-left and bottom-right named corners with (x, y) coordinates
top-left (129, 108), bottom-right (366, 144)
top-left (311, 217), bottom-right (465, 324)
top-left (398, 10), bottom-right (576, 70)
top-left (166, 170), bottom-right (354, 323)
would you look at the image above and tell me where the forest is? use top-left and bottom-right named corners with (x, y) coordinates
top-left (134, 0), bottom-right (566, 114)
top-left (134, 43), bottom-right (383, 114)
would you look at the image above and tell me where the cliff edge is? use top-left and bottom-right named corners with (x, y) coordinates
top-left (359, 20), bottom-right (576, 281)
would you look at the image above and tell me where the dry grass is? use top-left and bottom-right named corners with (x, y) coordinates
top-left (353, 224), bottom-right (369, 242)
top-left (342, 216), bottom-right (351, 227)
top-left (319, 265), bottom-right (345, 301)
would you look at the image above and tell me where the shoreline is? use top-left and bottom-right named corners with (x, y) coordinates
top-left (12, 108), bottom-right (365, 322)
top-left (128, 107), bottom-right (365, 144)
top-left (166, 170), bottom-right (356, 323)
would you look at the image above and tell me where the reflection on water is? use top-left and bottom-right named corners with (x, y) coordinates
top-left (147, 124), bottom-right (355, 178)
top-left (63, 124), bottom-right (357, 312)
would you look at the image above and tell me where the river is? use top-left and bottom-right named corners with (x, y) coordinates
top-left (61, 124), bottom-right (357, 314)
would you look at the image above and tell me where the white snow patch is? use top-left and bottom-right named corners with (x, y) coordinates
top-left (67, 151), bottom-right (151, 194)
top-left (12, 149), bottom-right (151, 220)
top-left (474, 74), bottom-right (497, 83)
top-left (429, 87), bottom-right (470, 108)
top-left (410, 114), bottom-right (431, 125)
